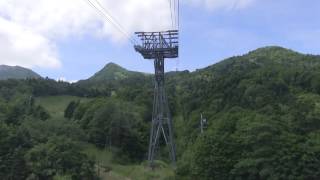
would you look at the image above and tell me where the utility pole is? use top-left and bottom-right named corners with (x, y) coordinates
top-left (104, 133), bottom-right (108, 151)
top-left (28, 95), bottom-right (34, 107)
top-left (200, 113), bottom-right (207, 134)
top-left (134, 30), bottom-right (178, 167)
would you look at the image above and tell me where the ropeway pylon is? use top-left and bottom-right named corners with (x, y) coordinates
top-left (134, 30), bottom-right (178, 167)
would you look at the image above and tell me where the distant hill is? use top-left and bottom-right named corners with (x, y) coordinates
top-left (88, 62), bottom-right (149, 81)
top-left (77, 62), bottom-right (151, 89)
top-left (0, 65), bottom-right (41, 80)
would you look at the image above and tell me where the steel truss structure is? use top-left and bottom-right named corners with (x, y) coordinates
top-left (134, 30), bottom-right (178, 167)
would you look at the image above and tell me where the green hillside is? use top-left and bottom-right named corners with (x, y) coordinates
top-left (173, 46), bottom-right (320, 179)
top-left (36, 95), bottom-right (91, 119)
top-left (1, 46), bottom-right (320, 179)
top-left (89, 63), bottom-right (131, 81)
top-left (0, 65), bottom-right (41, 80)
top-left (78, 63), bottom-right (150, 84)
top-left (35, 96), bottom-right (174, 180)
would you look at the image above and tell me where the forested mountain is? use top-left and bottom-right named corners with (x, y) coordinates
top-left (87, 63), bottom-right (136, 81)
top-left (0, 65), bottom-right (41, 80)
top-left (172, 46), bottom-right (320, 179)
top-left (1, 46), bottom-right (320, 179)
top-left (78, 62), bottom-right (150, 86)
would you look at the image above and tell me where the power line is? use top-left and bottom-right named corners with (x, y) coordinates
top-left (176, 0), bottom-right (180, 70)
top-left (92, 0), bottom-right (138, 44)
top-left (87, 0), bottom-right (136, 44)
top-left (171, 0), bottom-right (179, 30)
top-left (175, 0), bottom-right (178, 29)
top-left (175, 0), bottom-right (180, 30)
top-left (177, 0), bottom-right (180, 30)
top-left (83, 0), bottom-right (137, 45)
top-left (174, 0), bottom-right (177, 29)
top-left (168, 0), bottom-right (174, 29)
top-left (84, 0), bottom-right (179, 43)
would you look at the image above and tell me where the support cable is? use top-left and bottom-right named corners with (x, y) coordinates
top-left (173, 0), bottom-right (177, 29)
top-left (93, 0), bottom-right (138, 44)
top-left (176, 0), bottom-right (180, 70)
top-left (174, 0), bottom-right (177, 29)
top-left (168, 0), bottom-right (174, 29)
top-left (171, 0), bottom-right (179, 30)
top-left (177, 0), bottom-right (180, 30)
top-left (83, 0), bottom-right (137, 45)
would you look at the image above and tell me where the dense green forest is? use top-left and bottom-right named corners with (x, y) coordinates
top-left (1, 46), bottom-right (320, 179)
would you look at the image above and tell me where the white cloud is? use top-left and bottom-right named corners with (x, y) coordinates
top-left (185, 0), bottom-right (256, 11)
top-left (57, 77), bottom-right (67, 82)
top-left (0, 0), bottom-right (172, 68)
top-left (0, 0), bottom-right (255, 69)
top-left (0, 17), bottom-right (61, 68)
top-left (57, 77), bottom-right (78, 83)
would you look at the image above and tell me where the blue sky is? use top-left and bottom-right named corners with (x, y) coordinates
top-left (1, 0), bottom-right (320, 81)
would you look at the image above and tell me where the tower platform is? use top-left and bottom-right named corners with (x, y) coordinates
top-left (134, 30), bottom-right (178, 59)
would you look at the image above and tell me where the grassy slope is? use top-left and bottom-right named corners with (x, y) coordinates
top-left (35, 95), bottom-right (174, 180)
top-left (85, 144), bottom-right (175, 180)
top-left (36, 95), bottom-right (90, 119)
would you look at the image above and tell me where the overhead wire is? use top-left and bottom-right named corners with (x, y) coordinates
top-left (92, 0), bottom-right (138, 44)
top-left (171, 0), bottom-right (179, 30)
top-left (176, 0), bottom-right (180, 71)
top-left (168, 0), bottom-right (174, 29)
top-left (177, 0), bottom-right (180, 30)
top-left (173, 0), bottom-right (177, 30)
top-left (83, 0), bottom-right (137, 45)
top-left (83, 0), bottom-right (179, 46)
top-left (173, 0), bottom-right (178, 30)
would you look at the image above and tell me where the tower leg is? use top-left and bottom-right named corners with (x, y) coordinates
top-left (148, 57), bottom-right (176, 167)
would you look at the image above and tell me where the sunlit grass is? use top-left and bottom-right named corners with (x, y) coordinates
top-left (36, 95), bottom-right (91, 119)
top-left (84, 144), bottom-right (175, 180)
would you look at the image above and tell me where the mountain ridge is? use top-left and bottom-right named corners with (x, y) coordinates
top-left (0, 65), bottom-right (41, 80)
top-left (1, 46), bottom-right (319, 82)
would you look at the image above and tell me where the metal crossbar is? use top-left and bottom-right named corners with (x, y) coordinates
top-left (134, 30), bottom-right (179, 59)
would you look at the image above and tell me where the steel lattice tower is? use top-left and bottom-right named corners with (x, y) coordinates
top-left (134, 30), bottom-right (178, 167)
